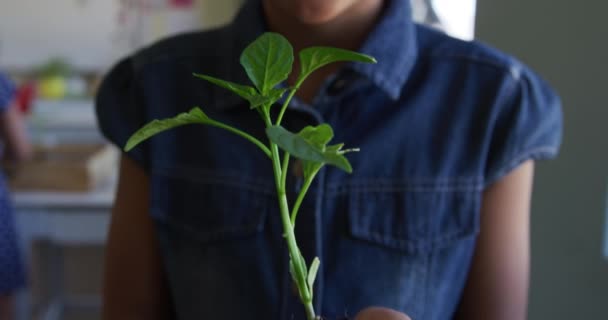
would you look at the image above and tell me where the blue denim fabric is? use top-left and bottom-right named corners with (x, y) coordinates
top-left (96, 0), bottom-right (563, 319)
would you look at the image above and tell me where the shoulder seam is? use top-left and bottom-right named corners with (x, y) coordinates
top-left (425, 51), bottom-right (524, 81)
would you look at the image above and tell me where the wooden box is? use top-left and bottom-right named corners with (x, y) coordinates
top-left (5, 144), bottom-right (118, 192)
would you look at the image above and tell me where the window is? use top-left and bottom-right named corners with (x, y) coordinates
top-left (411, 0), bottom-right (477, 40)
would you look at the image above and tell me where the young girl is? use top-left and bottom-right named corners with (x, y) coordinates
top-left (96, 0), bottom-right (562, 319)
top-left (0, 72), bottom-right (32, 320)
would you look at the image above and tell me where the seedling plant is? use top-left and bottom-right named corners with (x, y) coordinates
top-left (125, 32), bottom-right (376, 320)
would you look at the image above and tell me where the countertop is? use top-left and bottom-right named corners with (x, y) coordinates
top-left (12, 175), bottom-right (117, 209)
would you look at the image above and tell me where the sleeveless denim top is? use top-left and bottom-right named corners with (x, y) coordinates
top-left (96, 0), bottom-right (562, 319)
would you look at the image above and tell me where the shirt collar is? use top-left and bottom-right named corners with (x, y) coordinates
top-left (351, 0), bottom-right (418, 100)
top-left (223, 0), bottom-right (417, 104)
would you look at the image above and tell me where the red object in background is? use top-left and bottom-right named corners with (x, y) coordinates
top-left (15, 82), bottom-right (36, 114)
top-left (170, 0), bottom-right (194, 8)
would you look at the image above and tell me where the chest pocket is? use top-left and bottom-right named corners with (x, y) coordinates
top-left (150, 166), bottom-right (273, 244)
top-left (343, 179), bottom-right (482, 254)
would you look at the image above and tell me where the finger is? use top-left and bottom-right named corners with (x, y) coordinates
top-left (354, 307), bottom-right (412, 320)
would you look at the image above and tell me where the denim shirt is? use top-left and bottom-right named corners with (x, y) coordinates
top-left (96, 0), bottom-right (562, 319)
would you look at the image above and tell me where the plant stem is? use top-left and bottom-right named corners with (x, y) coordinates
top-left (207, 119), bottom-right (271, 157)
top-left (304, 302), bottom-right (316, 320)
top-left (276, 87), bottom-right (298, 126)
top-left (266, 91), bottom-right (316, 320)
top-left (270, 143), bottom-right (316, 320)
top-left (290, 167), bottom-right (321, 227)
top-left (281, 152), bottom-right (290, 192)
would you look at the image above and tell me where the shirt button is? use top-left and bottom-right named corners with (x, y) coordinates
top-left (327, 70), bottom-right (356, 95)
top-left (327, 78), bottom-right (348, 95)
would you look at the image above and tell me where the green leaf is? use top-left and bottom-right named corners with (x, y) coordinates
top-left (240, 32), bottom-right (294, 95)
top-left (297, 47), bottom-right (376, 87)
top-left (302, 143), bottom-right (357, 177)
top-left (248, 87), bottom-right (287, 110)
top-left (302, 161), bottom-right (323, 181)
top-left (307, 257), bottom-right (320, 293)
top-left (298, 124), bottom-right (333, 151)
top-left (266, 125), bottom-right (355, 173)
top-left (124, 107), bottom-right (208, 152)
top-left (322, 149), bottom-right (353, 173)
top-left (266, 126), bottom-right (325, 163)
top-left (193, 73), bottom-right (287, 110)
top-left (193, 73), bottom-right (257, 100)
top-left (288, 259), bottom-right (298, 284)
top-left (299, 126), bottom-right (334, 178)
top-left (288, 249), bottom-right (310, 299)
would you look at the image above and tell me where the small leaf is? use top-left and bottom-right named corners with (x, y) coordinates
top-left (302, 143), bottom-right (359, 178)
top-left (307, 257), bottom-right (320, 293)
top-left (288, 249), bottom-right (310, 299)
top-left (288, 259), bottom-right (298, 284)
top-left (322, 151), bottom-right (353, 174)
top-left (266, 125), bottom-right (355, 173)
top-left (248, 87), bottom-right (287, 110)
top-left (266, 125), bottom-right (325, 163)
top-left (297, 47), bottom-right (376, 86)
top-left (298, 124), bottom-right (333, 151)
top-left (125, 107), bottom-right (208, 151)
top-left (240, 32), bottom-right (294, 95)
top-left (194, 73), bottom-right (286, 109)
top-left (193, 73), bottom-right (258, 100)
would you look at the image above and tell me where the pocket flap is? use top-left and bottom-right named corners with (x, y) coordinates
top-left (347, 181), bottom-right (480, 253)
top-left (151, 167), bottom-right (273, 243)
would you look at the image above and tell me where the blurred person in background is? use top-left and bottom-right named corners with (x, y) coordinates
top-left (0, 71), bottom-right (32, 320)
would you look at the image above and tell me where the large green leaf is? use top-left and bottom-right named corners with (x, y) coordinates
top-left (240, 32), bottom-right (294, 95)
top-left (125, 107), bottom-right (208, 152)
top-left (266, 125), bottom-right (354, 173)
top-left (267, 125), bottom-right (325, 163)
top-left (296, 47), bottom-right (376, 87)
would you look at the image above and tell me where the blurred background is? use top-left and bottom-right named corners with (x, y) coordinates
top-left (0, 0), bottom-right (605, 319)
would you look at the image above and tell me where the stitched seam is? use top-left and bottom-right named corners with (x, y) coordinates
top-left (426, 50), bottom-right (517, 73)
top-left (328, 185), bottom-right (483, 194)
top-left (152, 166), bottom-right (275, 195)
top-left (351, 227), bottom-right (477, 253)
top-left (326, 177), bottom-right (484, 193)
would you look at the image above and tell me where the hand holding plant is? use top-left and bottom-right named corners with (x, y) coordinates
top-left (124, 32), bottom-right (376, 320)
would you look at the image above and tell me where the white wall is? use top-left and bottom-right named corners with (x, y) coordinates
top-left (476, 1), bottom-right (608, 319)
top-left (0, 0), bottom-right (119, 70)
top-left (0, 0), bottom-right (244, 71)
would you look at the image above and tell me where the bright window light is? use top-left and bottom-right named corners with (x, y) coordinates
top-left (431, 0), bottom-right (477, 40)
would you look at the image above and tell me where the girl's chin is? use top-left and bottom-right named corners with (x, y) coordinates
top-left (270, 0), bottom-right (352, 25)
